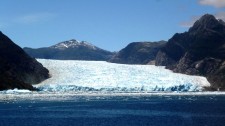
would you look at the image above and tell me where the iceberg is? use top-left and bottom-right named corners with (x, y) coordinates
top-left (35, 59), bottom-right (210, 93)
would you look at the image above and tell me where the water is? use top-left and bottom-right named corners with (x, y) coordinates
top-left (0, 94), bottom-right (225, 126)
top-left (0, 59), bottom-right (223, 125)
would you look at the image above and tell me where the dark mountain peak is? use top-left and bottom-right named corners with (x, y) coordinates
top-left (156, 13), bottom-right (225, 90)
top-left (199, 14), bottom-right (216, 22)
top-left (50, 39), bottom-right (97, 50)
top-left (189, 14), bottom-right (225, 32)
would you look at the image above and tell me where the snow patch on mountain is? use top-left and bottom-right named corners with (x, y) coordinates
top-left (50, 39), bottom-right (97, 50)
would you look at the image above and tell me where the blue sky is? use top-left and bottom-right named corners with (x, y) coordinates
top-left (1, 0), bottom-right (225, 51)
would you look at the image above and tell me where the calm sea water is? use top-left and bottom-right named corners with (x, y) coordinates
top-left (0, 94), bottom-right (225, 126)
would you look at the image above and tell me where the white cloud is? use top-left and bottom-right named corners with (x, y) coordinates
top-left (180, 12), bottom-right (225, 28)
top-left (182, 0), bottom-right (225, 27)
top-left (199, 0), bottom-right (225, 8)
top-left (0, 12), bottom-right (56, 29)
top-left (16, 13), bottom-right (55, 24)
top-left (180, 16), bottom-right (201, 28)
top-left (215, 11), bottom-right (225, 20)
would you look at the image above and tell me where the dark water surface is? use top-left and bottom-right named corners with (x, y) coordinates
top-left (0, 94), bottom-right (225, 126)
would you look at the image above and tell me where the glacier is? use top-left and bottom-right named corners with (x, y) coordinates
top-left (33, 59), bottom-right (210, 93)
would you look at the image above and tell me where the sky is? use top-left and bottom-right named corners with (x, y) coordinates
top-left (1, 0), bottom-right (225, 51)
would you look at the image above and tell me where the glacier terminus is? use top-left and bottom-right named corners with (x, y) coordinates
top-left (34, 59), bottom-right (210, 93)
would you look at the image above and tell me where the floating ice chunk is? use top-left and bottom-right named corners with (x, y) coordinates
top-left (2, 89), bottom-right (31, 94)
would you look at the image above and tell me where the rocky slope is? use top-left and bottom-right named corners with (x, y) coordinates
top-left (0, 31), bottom-right (49, 90)
top-left (24, 39), bottom-right (114, 61)
top-left (155, 14), bottom-right (225, 90)
top-left (109, 41), bottom-right (166, 64)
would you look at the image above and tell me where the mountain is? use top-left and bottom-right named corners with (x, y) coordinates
top-left (155, 14), bottom-right (225, 90)
top-left (108, 41), bottom-right (166, 64)
top-left (24, 39), bottom-right (114, 61)
top-left (0, 31), bottom-right (49, 90)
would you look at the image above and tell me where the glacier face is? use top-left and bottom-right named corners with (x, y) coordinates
top-left (35, 59), bottom-right (210, 93)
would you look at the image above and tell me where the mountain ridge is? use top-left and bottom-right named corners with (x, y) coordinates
top-left (155, 14), bottom-right (225, 90)
top-left (0, 31), bottom-right (50, 90)
top-left (24, 39), bottom-right (114, 61)
top-left (109, 41), bottom-right (166, 64)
